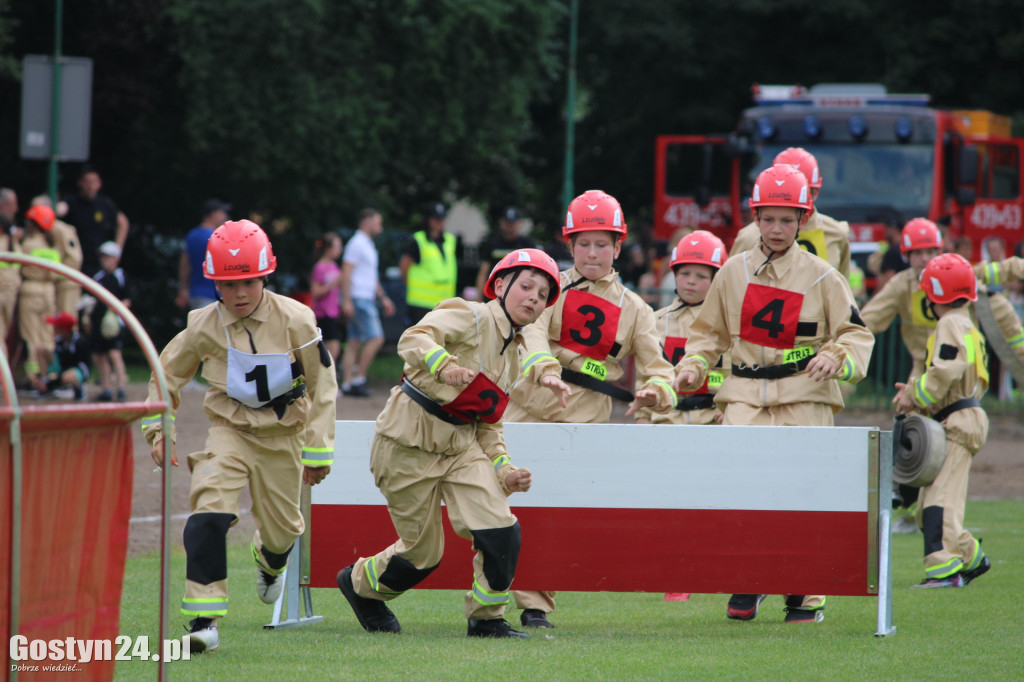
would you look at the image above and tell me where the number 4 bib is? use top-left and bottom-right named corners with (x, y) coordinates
top-left (740, 283), bottom-right (803, 349)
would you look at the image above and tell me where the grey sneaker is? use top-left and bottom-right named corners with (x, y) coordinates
top-left (891, 516), bottom-right (919, 534)
top-left (257, 568), bottom-right (284, 604)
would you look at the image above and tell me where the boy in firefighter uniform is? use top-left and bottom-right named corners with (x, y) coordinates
top-left (17, 205), bottom-right (61, 385)
top-left (861, 218), bottom-right (1024, 532)
top-left (730, 147), bottom-right (851, 277)
top-left (336, 249), bottom-right (570, 639)
top-left (634, 230), bottom-right (729, 426)
top-left (674, 165), bottom-right (875, 623)
top-left (893, 253), bottom-right (991, 588)
top-left (505, 190), bottom-right (678, 628)
top-left (144, 220), bottom-right (336, 654)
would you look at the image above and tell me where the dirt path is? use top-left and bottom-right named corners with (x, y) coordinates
top-left (126, 379), bottom-right (1024, 557)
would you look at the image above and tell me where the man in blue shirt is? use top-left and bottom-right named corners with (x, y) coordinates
top-left (176, 199), bottom-right (231, 309)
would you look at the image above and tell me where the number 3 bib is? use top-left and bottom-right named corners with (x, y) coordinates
top-left (557, 288), bottom-right (622, 360)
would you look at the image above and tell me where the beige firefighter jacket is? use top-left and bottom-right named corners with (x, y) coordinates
top-left (730, 210), bottom-right (851, 277)
top-left (507, 267), bottom-right (676, 424)
top-left (675, 242), bottom-right (874, 412)
top-left (635, 297), bottom-right (729, 425)
top-left (143, 290), bottom-right (337, 466)
top-left (908, 308), bottom-right (988, 451)
top-left (374, 297), bottom-right (523, 488)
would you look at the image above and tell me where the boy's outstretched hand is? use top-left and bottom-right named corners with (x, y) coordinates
top-left (540, 374), bottom-right (572, 408)
top-left (303, 465), bottom-right (331, 486)
top-left (506, 467), bottom-right (532, 493)
top-left (624, 388), bottom-right (658, 417)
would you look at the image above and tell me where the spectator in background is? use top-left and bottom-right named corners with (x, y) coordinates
top-left (474, 206), bottom-right (536, 301)
top-left (952, 235), bottom-right (973, 261)
top-left (875, 222), bottom-right (908, 291)
top-left (400, 202), bottom-right (457, 326)
top-left (40, 311), bottom-right (90, 401)
top-left (31, 194), bottom-right (83, 316)
top-left (0, 188), bottom-right (21, 346)
top-left (90, 241), bottom-right (131, 402)
top-left (310, 232), bottom-right (346, 375)
top-left (340, 209), bottom-right (395, 397)
top-left (61, 166), bottom-right (129, 276)
top-left (177, 199), bottom-right (231, 310)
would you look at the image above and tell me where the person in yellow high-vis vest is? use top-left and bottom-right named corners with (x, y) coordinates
top-left (400, 202), bottom-right (458, 325)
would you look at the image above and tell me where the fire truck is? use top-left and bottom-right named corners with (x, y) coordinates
top-left (654, 83), bottom-right (1024, 261)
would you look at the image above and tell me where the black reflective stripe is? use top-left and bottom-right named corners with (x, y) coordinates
top-left (400, 379), bottom-right (472, 425)
top-left (561, 367), bottom-right (635, 402)
top-left (932, 397), bottom-right (981, 423)
top-left (676, 394), bottom-right (716, 411)
top-left (731, 354), bottom-right (815, 379)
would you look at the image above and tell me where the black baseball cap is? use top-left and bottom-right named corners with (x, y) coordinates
top-left (202, 199), bottom-right (232, 218)
top-left (426, 202), bottom-right (447, 219)
top-left (502, 207), bottom-right (522, 222)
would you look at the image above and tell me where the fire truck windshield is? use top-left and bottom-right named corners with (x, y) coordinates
top-left (749, 143), bottom-right (934, 218)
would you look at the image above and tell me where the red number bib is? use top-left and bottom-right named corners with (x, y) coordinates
top-left (739, 283), bottom-right (803, 349)
top-left (442, 371), bottom-right (509, 424)
top-left (663, 336), bottom-right (687, 366)
top-left (557, 288), bottom-right (622, 360)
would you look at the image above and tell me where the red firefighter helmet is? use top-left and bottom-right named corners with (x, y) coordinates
top-left (920, 253), bottom-right (977, 304)
top-left (750, 164), bottom-right (813, 212)
top-left (900, 218), bottom-right (942, 255)
top-left (562, 189), bottom-right (628, 241)
top-left (773, 147), bottom-right (822, 189)
top-left (204, 220), bottom-right (277, 280)
top-left (670, 230), bottom-right (727, 270)
top-left (25, 205), bottom-right (56, 231)
top-left (484, 248), bottom-right (561, 307)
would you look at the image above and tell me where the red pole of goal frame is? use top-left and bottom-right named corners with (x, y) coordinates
top-left (0, 254), bottom-right (174, 681)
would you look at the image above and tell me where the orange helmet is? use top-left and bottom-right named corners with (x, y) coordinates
top-left (920, 253), bottom-right (977, 304)
top-left (204, 220), bottom-right (277, 280)
top-left (670, 230), bottom-right (727, 270)
top-left (750, 164), bottom-right (813, 212)
top-left (563, 189), bottom-right (628, 241)
top-left (484, 248), bottom-right (561, 307)
top-left (25, 205), bottom-right (55, 231)
top-left (900, 218), bottom-right (942, 255)
top-left (773, 147), bottom-right (821, 189)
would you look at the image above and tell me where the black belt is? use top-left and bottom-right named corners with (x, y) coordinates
top-left (932, 397), bottom-right (981, 423)
top-left (400, 379), bottom-right (471, 426)
top-left (731, 354), bottom-right (815, 380)
top-left (266, 383), bottom-right (306, 419)
top-left (561, 367), bottom-right (635, 403)
top-left (676, 394), bottom-right (716, 411)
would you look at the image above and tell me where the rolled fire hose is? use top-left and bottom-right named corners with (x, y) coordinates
top-left (974, 290), bottom-right (1024, 387)
top-left (892, 413), bottom-right (947, 487)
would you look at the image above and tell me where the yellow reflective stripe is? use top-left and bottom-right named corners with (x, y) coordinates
top-left (471, 578), bottom-right (510, 606)
top-left (963, 539), bottom-right (984, 572)
top-left (301, 445), bottom-right (333, 467)
top-left (492, 455), bottom-right (511, 473)
top-left (366, 557), bottom-right (381, 592)
top-left (839, 357), bottom-right (855, 382)
top-left (0, 262), bottom-right (17, 269)
top-left (1007, 331), bottom-right (1024, 348)
top-left (645, 378), bottom-right (678, 408)
top-left (425, 347), bottom-right (450, 374)
top-left (251, 541), bottom-right (286, 575)
top-left (914, 374), bottom-right (935, 406)
top-left (926, 557), bottom-right (963, 579)
top-left (522, 351), bottom-right (557, 374)
top-left (985, 262), bottom-right (999, 285)
top-left (964, 335), bottom-right (975, 364)
top-left (30, 247), bottom-right (61, 263)
top-left (181, 598), bottom-right (228, 616)
top-left (140, 414), bottom-right (173, 431)
top-left (695, 356), bottom-right (709, 369)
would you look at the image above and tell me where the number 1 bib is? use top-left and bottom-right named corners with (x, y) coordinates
top-left (557, 288), bottom-right (622, 360)
top-left (740, 283), bottom-right (803, 349)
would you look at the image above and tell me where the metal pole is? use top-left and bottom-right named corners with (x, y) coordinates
top-left (2, 345), bottom-right (23, 682)
top-left (560, 0), bottom-right (579, 212)
top-left (48, 0), bottom-right (64, 205)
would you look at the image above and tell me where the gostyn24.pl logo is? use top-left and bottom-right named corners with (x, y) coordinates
top-left (10, 635), bottom-right (191, 669)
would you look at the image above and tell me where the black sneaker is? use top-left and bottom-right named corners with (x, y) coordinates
top-left (726, 594), bottom-right (767, 621)
top-left (343, 384), bottom-right (373, 398)
top-left (467, 618), bottom-right (529, 639)
top-left (961, 554), bottom-right (991, 585)
top-left (520, 609), bottom-right (555, 628)
top-left (97, 390), bottom-right (113, 402)
top-left (784, 607), bottom-right (825, 623)
top-left (336, 565), bottom-right (400, 633)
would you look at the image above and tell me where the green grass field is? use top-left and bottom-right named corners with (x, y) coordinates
top-left (114, 500), bottom-right (1023, 681)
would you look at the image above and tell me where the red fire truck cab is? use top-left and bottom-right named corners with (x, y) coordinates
top-left (654, 83), bottom-right (1024, 269)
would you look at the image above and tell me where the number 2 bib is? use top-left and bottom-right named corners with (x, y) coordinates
top-left (663, 335), bottom-right (711, 395)
top-left (740, 283), bottom-right (803, 349)
top-left (557, 288), bottom-right (622, 360)
top-left (442, 371), bottom-right (509, 424)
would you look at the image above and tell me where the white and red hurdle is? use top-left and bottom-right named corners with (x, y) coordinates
top-left (271, 420), bottom-right (896, 636)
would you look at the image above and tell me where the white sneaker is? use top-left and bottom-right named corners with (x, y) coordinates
top-left (257, 568), bottom-right (284, 604)
top-left (891, 516), bottom-right (919, 534)
top-left (51, 387), bottom-right (76, 400)
top-left (187, 623), bottom-right (220, 653)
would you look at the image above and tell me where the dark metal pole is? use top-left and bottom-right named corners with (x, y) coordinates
top-left (48, 0), bottom-right (64, 205)
top-left (560, 0), bottom-right (579, 212)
